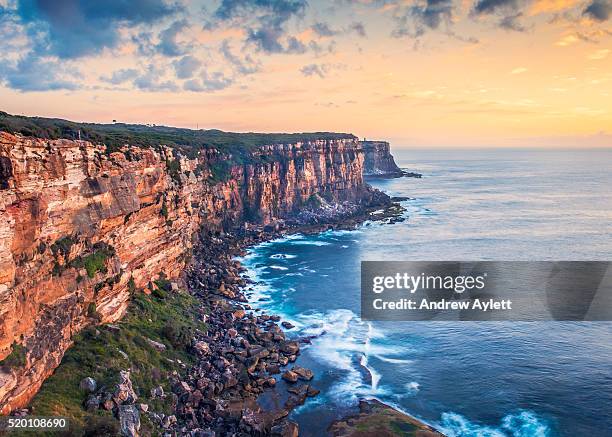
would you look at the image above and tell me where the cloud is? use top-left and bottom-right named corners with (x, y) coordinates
top-left (183, 71), bottom-right (234, 92)
top-left (298, 63), bottom-right (346, 78)
top-left (0, 55), bottom-right (79, 91)
top-left (312, 22), bottom-right (338, 37)
top-left (583, 0), bottom-right (611, 21)
top-left (214, 0), bottom-right (307, 23)
top-left (213, 0), bottom-right (308, 54)
top-left (12, 0), bottom-right (180, 59)
top-left (100, 68), bottom-right (139, 84)
top-left (133, 65), bottom-right (179, 92)
top-left (472, 0), bottom-right (529, 31)
top-left (172, 55), bottom-right (202, 79)
top-left (156, 19), bottom-right (190, 57)
top-left (510, 67), bottom-right (528, 74)
top-left (349, 21), bottom-right (367, 37)
top-left (391, 0), bottom-right (456, 38)
top-left (499, 12), bottom-right (527, 30)
top-left (530, 0), bottom-right (581, 15)
top-left (220, 39), bottom-right (261, 75)
top-left (472, 0), bottom-right (522, 15)
top-left (300, 63), bottom-right (327, 78)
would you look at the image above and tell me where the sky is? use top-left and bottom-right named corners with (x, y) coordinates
top-left (0, 0), bottom-right (611, 148)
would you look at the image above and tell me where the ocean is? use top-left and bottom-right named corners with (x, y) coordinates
top-left (238, 149), bottom-right (612, 436)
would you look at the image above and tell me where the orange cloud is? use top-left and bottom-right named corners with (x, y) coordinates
top-left (529, 0), bottom-right (580, 15)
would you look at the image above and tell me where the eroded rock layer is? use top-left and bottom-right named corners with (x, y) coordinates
top-left (0, 132), bottom-right (370, 413)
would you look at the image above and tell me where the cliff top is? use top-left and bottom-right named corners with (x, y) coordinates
top-left (0, 111), bottom-right (356, 157)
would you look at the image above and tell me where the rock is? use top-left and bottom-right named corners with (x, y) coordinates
top-left (151, 385), bottom-right (165, 399)
top-left (194, 341), bottom-right (211, 355)
top-left (292, 366), bottom-right (313, 381)
top-left (240, 408), bottom-right (266, 434)
top-left (145, 337), bottom-right (167, 352)
top-left (280, 341), bottom-right (299, 355)
top-left (307, 386), bottom-right (320, 397)
top-left (177, 381), bottom-right (192, 393)
top-left (119, 404), bottom-right (140, 437)
top-left (281, 321), bottom-right (294, 329)
top-left (139, 403), bottom-right (149, 413)
top-left (271, 420), bottom-right (299, 437)
top-left (162, 414), bottom-right (177, 429)
top-left (79, 377), bottom-right (97, 393)
top-left (114, 370), bottom-right (137, 405)
top-left (233, 309), bottom-right (246, 319)
top-left (281, 371), bottom-right (298, 383)
top-left (84, 395), bottom-right (100, 412)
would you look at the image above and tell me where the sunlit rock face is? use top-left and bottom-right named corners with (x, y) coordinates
top-left (0, 132), bottom-right (368, 413)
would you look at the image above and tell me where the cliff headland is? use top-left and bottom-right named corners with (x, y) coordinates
top-left (0, 112), bottom-right (437, 436)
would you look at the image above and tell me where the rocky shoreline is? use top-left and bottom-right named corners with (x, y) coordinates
top-left (329, 399), bottom-right (445, 437)
top-left (169, 196), bottom-right (406, 436)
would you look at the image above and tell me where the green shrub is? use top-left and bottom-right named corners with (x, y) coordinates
top-left (83, 415), bottom-right (120, 437)
top-left (81, 244), bottom-right (116, 278)
top-left (0, 342), bottom-right (27, 368)
top-left (166, 158), bottom-right (182, 182)
top-left (50, 236), bottom-right (75, 257)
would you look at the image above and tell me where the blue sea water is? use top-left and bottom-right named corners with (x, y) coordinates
top-left (238, 149), bottom-right (612, 437)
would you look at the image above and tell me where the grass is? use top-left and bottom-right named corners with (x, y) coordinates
top-left (26, 280), bottom-right (207, 436)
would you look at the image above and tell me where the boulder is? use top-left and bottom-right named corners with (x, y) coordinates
top-left (114, 371), bottom-right (137, 405)
top-left (292, 366), bottom-right (313, 381)
top-left (145, 338), bottom-right (167, 352)
top-left (79, 377), bottom-right (97, 393)
top-left (194, 341), bottom-right (211, 355)
top-left (119, 404), bottom-right (140, 437)
top-left (280, 341), bottom-right (299, 355)
top-left (281, 371), bottom-right (298, 383)
top-left (271, 420), bottom-right (299, 437)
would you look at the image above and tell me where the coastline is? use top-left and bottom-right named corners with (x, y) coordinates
top-left (178, 196), bottom-right (408, 435)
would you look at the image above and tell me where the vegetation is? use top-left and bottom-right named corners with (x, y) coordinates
top-left (27, 279), bottom-right (207, 436)
top-left (50, 236), bottom-right (75, 258)
top-left (0, 342), bottom-right (27, 369)
top-left (0, 111), bottom-right (355, 158)
top-left (165, 158), bottom-right (182, 183)
top-left (69, 243), bottom-right (116, 279)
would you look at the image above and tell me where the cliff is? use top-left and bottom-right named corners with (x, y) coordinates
top-left (0, 131), bottom-right (377, 413)
top-left (361, 141), bottom-right (403, 177)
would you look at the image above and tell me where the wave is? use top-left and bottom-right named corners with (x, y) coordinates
top-left (289, 240), bottom-right (332, 246)
top-left (405, 381), bottom-right (420, 393)
top-left (439, 410), bottom-right (550, 437)
top-left (270, 253), bottom-right (297, 259)
top-left (269, 265), bottom-right (288, 270)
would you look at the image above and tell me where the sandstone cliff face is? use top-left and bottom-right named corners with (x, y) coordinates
top-left (362, 141), bottom-right (403, 176)
top-left (0, 132), bottom-right (369, 413)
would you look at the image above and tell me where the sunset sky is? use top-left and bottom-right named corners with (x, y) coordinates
top-left (1, 0), bottom-right (611, 147)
